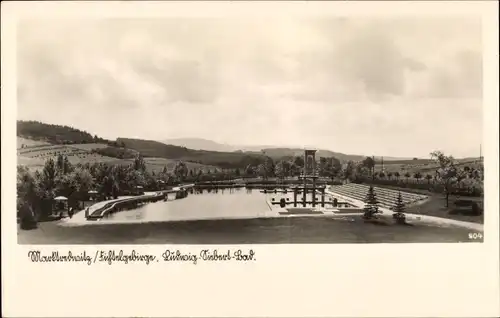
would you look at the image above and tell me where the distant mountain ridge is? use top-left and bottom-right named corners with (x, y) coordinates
top-left (17, 121), bottom-right (472, 163)
top-left (160, 138), bottom-right (409, 161)
top-left (162, 138), bottom-right (236, 152)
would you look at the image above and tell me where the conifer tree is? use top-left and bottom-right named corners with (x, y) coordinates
top-left (392, 191), bottom-right (406, 224)
top-left (363, 185), bottom-right (380, 219)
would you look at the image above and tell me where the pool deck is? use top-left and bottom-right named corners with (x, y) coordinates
top-left (63, 184), bottom-right (195, 224)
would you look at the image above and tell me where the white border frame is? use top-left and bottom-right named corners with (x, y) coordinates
top-left (2, 1), bottom-right (499, 317)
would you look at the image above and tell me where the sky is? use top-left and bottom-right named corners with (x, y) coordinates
top-left (17, 18), bottom-right (483, 158)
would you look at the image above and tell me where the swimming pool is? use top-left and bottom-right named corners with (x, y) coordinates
top-left (101, 188), bottom-right (277, 223)
top-left (17, 188), bottom-right (482, 244)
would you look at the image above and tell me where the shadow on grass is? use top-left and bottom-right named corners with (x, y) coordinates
top-left (37, 215), bottom-right (63, 223)
top-left (397, 222), bottom-right (415, 227)
top-left (448, 208), bottom-right (482, 216)
top-left (364, 219), bottom-right (390, 226)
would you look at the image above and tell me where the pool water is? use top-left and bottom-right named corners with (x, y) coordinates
top-left (101, 188), bottom-right (277, 223)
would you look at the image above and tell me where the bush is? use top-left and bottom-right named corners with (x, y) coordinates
top-left (392, 212), bottom-right (406, 224)
top-left (449, 200), bottom-right (482, 216)
top-left (454, 199), bottom-right (474, 207)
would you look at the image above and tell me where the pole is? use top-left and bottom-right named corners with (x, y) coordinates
top-left (321, 188), bottom-right (325, 207)
top-left (303, 153), bottom-right (307, 207)
top-left (312, 178), bottom-right (316, 207)
top-left (302, 185), bottom-right (306, 207)
top-left (372, 155), bottom-right (375, 181)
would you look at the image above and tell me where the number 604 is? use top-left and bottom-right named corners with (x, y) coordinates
top-left (468, 232), bottom-right (483, 240)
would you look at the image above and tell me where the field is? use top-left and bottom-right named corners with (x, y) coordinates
top-left (18, 143), bottom-right (118, 164)
top-left (373, 159), bottom-right (483, 185)
top-left (143, 157), bottom-right (218, 173)
top-left (69, 143), bottom-right (109, 151)
top-left (17, 137), bottom-right (217, 173)
top-left (17, 137), bottom-right (50, 148)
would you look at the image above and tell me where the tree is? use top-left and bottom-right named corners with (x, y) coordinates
top-left (63, 156), bottom-right (72, 174)
top-left (72, 167), bottom-right (94, 200)
top-left (56, 154), bottom-right (65, 173)
top-left (354, 162), bottom-right (370, 182)
top-left (378, 171), bottom-right (386, 179)
top-left (387, 171), bottom-right (393, 180)
top-left (274, 161), bottom-right (287, 182)
top-left (293, 156), bottom-right (305, 170)
top-left (394, 171), bottom-right (400, 182)
top-left (430, 151), bottom-right (458, 208)
top-left (257, 163), bottom-right (268, 180)
top-left (455, 168), bottom-right (467, 190)
top-left (413, 172), bottom-right (422, 183)
top-left (161, 166), bottom-right (170, 181)
top-left (328, 157), bottom-right (342, 182)
top-left (173, 161), bottom-right (189, 183)
top-left (126, 168), bottom-right (146, 190)
top-left (17, 166), bottom-right (40, 214)
top-left (264, 157), bottom-right (275, 178)
top-left (404, 172), bottom-right (411, 184)
top-left (362, 156), bottom-right (375, 180)
top-left (319, 157), bottom-right (341, 182)
top-left (425, 174), bottom-right (433, 185)
top-left (39, 158), bottom-right (57, 200)
top-left (340, 161), bottom-right (355, 184)
top-left (133, 154), bottom-right (147, 172)
top-left (363, 186), bottom-right (380, 219)
top-left (145, 173), bottom-right (159, 191)
top-left (319, 157), bottom-right (329, 177)
top-left (392, 192), bottom-right (406, 224)
top-left (245, 165), bottom-right (254, 177)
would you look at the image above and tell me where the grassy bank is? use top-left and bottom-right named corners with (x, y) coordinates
top-left (403, 195), bottom-right (483, 224)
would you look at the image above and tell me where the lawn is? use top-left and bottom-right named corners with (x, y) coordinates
top-left (403, 193), bottom-right (483, 224)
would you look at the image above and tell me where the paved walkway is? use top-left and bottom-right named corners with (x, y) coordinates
top-left (61, 186), bottom-right (194, 225)
top-left (63, 196), bottom-right (134, 224)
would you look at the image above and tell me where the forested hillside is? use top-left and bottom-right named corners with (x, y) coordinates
top-left (17, 120), bottom-right (109, 144)
top-left (118, 137), bottom-right (268, 169)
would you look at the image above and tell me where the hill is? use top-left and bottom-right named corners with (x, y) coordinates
top-left (119, 137), bottom-right (267, 169)
top-left (118, 138), bottom-right (194, 159)
top-left (17, 139), bottom-right (217, 173)
top-left (16, 123), bottom-right (218, 173)
top-left (159, 138), bottom-right (409, 162)
top-left (17, 120), bottom-right (109, 144)
top-left (16, 120), bottom-right (479, 173)
top-left (161, 138), bottom-right (236, 152)
top-left (254, 148), bottom-right (365, 162)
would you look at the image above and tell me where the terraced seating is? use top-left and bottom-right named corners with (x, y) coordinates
top-left (329, 183), bottom-right (428, 209)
